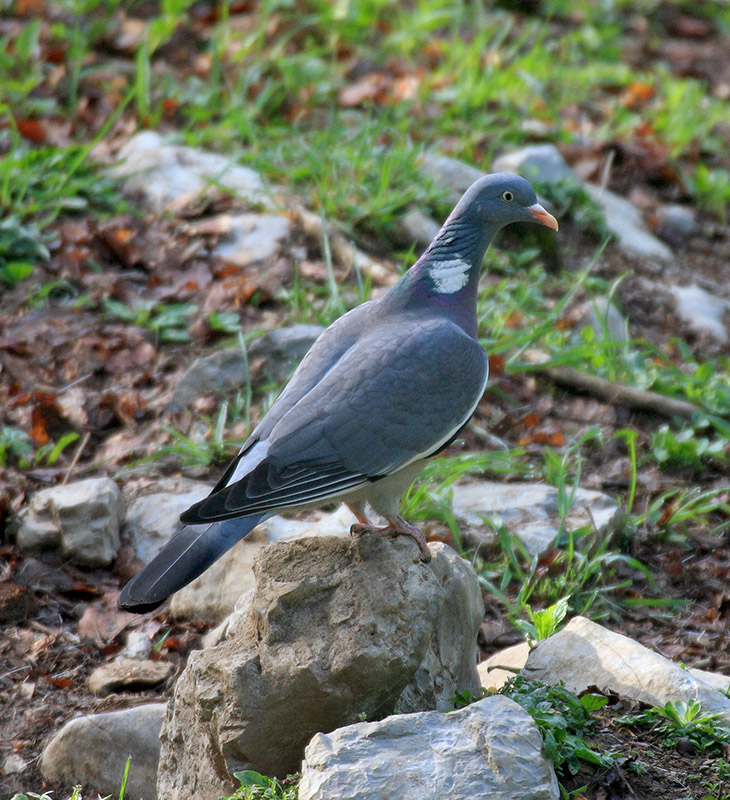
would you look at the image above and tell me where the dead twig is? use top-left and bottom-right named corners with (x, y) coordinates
top-left (62, 431), bottom-right (91, 485)
top-left (288, 202), bottom-right (397, 287)
top-left (538, 365), bottom-right (702, 420)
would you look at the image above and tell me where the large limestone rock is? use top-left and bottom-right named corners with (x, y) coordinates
top-left (156, 536), bottom-right (483, 799)
top-left (16, 477), bottom-right (123, 567)
top-left (523, 616), bottom-right (730, 720)
top-left (40, 704), bottom-right (166, 800)
top-left (299, 694), bottom-right (559, 800)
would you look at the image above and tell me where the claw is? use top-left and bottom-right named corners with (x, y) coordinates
top-left (349, 515), bottom-right (431, 563)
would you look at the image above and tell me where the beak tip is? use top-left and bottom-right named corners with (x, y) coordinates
top-left (528, 203), bottom-right (559, 232)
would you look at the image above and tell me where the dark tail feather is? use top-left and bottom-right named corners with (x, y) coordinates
top-left (118, 515), bottom-right (265, 613)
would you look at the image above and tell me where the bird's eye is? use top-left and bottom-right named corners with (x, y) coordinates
top-left (502, 191), bottom-right (514, 202)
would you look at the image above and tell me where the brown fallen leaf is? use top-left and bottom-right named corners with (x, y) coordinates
top-left (78, 602), bottom-right (135, 648)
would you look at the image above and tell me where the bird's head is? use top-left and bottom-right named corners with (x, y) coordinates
top-left (460, 173), bottom-right (559, 232)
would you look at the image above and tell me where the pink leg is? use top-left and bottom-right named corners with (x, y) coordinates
top-left (347, 506), bottom-right (431, 563)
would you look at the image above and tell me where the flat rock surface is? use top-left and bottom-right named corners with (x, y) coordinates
top-left (299, 694), bottom-right (559, 800)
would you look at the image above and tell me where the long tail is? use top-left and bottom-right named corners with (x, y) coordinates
top-left (118, 514), bottom-right (265, 613)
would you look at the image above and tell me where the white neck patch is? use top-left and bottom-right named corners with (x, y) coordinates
top-left (427, 257), bottom-right (471, 294)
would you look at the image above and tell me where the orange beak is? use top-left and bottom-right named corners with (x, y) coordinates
top-left (528, 203), bottom-right (559, 231)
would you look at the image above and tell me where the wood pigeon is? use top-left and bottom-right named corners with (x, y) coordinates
top-left (119, 173), bottom-right (558, 613)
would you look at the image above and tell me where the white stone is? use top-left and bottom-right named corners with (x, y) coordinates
top-left (3, 753), bottom-right (27, 775)
top-left (111, 131), bottom-right (271, 211)
top-left (123, 479), bottom-right (212, 564)
top-left (523, 616), bottom-right (730, 721)
top-left (40, 703), bottom-right (166, 800)
top-left (492, 144), bottom-right (575, 185)
top-left (299, 694), bottom-right (558, 800)
top-left (419, 153), bottom-right (486, 204)
top-left (16, 478), bottom-right (123, 567)
top-left (583, 296), bottom-right (630, 343)
top-left (213, 212), bottom-right (292, 266)
top-left (670, 284), bottom-right (730, 343)
top-left (399, 207), bottom-right (441, 247)
top-left (689, 667), bottom-right (730, 694)
top-left (451, 480), bottom-right (621, 554)
top-left (478, 642), bottom-right (531, 691)
top-left (584, 183), bottom-right (673, 265)
top-left (119, 628), bottom-right (153, 660)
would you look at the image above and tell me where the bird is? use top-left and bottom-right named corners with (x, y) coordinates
top-left (118, 173), bottom-right (558, 613)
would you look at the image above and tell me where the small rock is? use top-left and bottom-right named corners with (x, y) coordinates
top-left (40, 703), bottom-right (166, 800)
top-left (492, 144), bottom-right (575, 185)
top-left (119, 629), bottom-right (153, 660)
top-left (123, 479), bottom-right (212, 563)
top-left (299, 694), bottom-right (559, 800)
top-left (478, 642), bottom-right (530, 691)
top-left (111, 131), bottom-right (271, 212)
top-left (676, 736), bottom-right (695, 755)
top-left (398, 207), bottom-right (441, 248)
top-left (670, 284), bottom-right (730, 343)
top-left (88, 658), bottom-right (175, 696)
top-left (248, 324), bottom-right (324, 383)
top-left (16, 478), bottom-right (123, 567)
top-left (523, 616), bottom-right (730, 721)
top-left (656, 204), bottom-right (698, 245)
top-left (576, 296), bottom-right (630, 343)
top-left (265, 504), bottom-right (357, 542)
top-left (0, 581), bottom-right (38, 623)
top-left (171, 350), bottom-right (250, 409)
top-left (584, 183), bottom-right (673, 266)
top-left (213, 213), bottom-right (292, 267)
top-left (419, 153), bottom-right (486, 204)
top-left (451, 481), bottom-right (621, 554)
top-left (3, 753), bottom-right (27, 775)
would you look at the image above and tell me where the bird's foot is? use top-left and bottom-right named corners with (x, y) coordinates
top-left (349, 515), bottom-right (431, 563)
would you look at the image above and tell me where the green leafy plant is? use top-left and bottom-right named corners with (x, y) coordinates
top-left (617, 700), bottom-right (730, 754)
top-left (0, 426), bottom-right (34, 467)
top-left (514, 595), bottom-right (571, 647)
top-left (103, 298), bottom-right (198, 343)
top-left (226, 770), bottom-right (299, 800)
top-left (0, 215), bottom-right (49, 285)
top-left (651, 422), bottom-right (729, 471)
top-left (502, 676), bottom-right (612, 777)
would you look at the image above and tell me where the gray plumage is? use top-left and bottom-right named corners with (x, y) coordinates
top-left (119, 173), bottom-right (558, 613)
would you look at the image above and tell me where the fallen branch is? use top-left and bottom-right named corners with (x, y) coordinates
top-left (289, 203), bottom-right (397, 287)
top-left (537, 365), bottom-right (702, 420)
